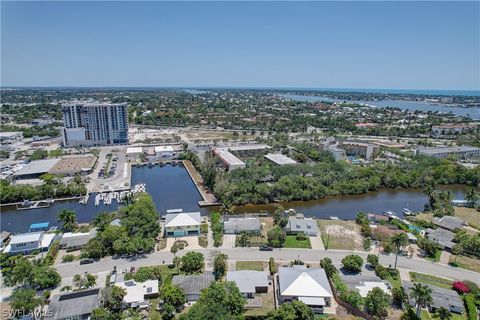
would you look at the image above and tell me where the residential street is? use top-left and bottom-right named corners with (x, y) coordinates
top-left (54, 248), bottom-right (480, 284)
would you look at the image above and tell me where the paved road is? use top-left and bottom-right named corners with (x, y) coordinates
top-left (55, 248), bottom-right (480, 284)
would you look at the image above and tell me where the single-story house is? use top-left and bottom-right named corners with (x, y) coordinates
top-left (223, 217), bottom-right (261, 235)
top-left (116, 280), bottom-right (159, 307)
top-left (46, 288), bottom-right (101, 320)
top-left (164, 211), bottom-right (201, 237)
top-left (432, 216), bottom-right (465, 231)
top-left (59, 229), bottom-right (97, 250)
top-left (284, 218), bottom-right (319, 236)
top-left (403, 281), bottom-right (465, 314)
top-left (425, 228), bottom-right (456, 250)
top-left (226, 270), bottom-right (269, 298)
top-left (277, 266), bottom-right (333, 314)
top-left (29, 222), bottom-right (50, 232)
top-left (3, 232), bottom-right (55, 255)
top-left (172, 272), bottom-right (215, 302)
top-left (406, 232), bottom-right (417, 243)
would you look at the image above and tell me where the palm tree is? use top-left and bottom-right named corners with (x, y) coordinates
top-left (390, 232), bottom-right (409, 270)
top-left (57, 209), bottom-right (77, 231)
top-left (220, 200), bottom-right (235, 219)
top-left (410, 283), bottom-right (432, 319)
top-left (423, 184), bottom-right (436, 209)
top-left (465, 187), bottom-right (479, 208)
top-left (437, 307), bottom-right (452, 320)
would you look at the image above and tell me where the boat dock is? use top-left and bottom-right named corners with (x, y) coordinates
top-left (93, 183), bottom-right (147, 206)
top-left (16, 200), bottom-right (55, 211)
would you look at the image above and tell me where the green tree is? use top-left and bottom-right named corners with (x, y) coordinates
top-left (213, 253), bottom-right (228, 280)
top-left (103, 286), bottom-right (126, 311)
top-left (341, 290), bottom-right (364, 309)
top-left (6, 257), bottom-right (35, 287)
top-left (91, 308), bottom-right (113, 320)
top-left (392, 287), bottom-right (407, 307)
top-left (410, 283), bottom-right (432, 319)
top-left (364, 287), bottom-right (390, 318)
top-left (10, 288), bottom-right (42, 315)
top-left (320, 258), bottom-right (337, 277)
top-left (84, 238), bottom-right (106, 259)
top-left (273, 205), bottom-right (288, 228)
top-left (33, 266), bottom-right (61, 289)
top-left (181, 252), bottom-right (204, 274)
top-left (437, 307), bottom-right (452, 320)
top-left (267, 226), bottom-right (286, 248)
top-left (465, 188), bottom-right (479, 208)
top-left (160, 283), bottom-right (186, 310)
top-left (266, 301), bottom-right (314, 320)
top-left (57, 209), bottom-right (77, 232)
top-left (390, 233), bottom-right (409, 269)
top-left (341, 255), bottom-right (363, 273)
top-left (366, 254), bottom-right (379, 267)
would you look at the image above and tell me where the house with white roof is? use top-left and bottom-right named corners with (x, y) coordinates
top-left (277, 266), bottom-right (333, 314)
top-left (3, 232), bottom-right (56, 255)
top-left (164, 211), bottom-right (201, 237)
top-left (116, 280), bottom-right (159, 308)
top-left (227, 270), bottom-right (269, 298)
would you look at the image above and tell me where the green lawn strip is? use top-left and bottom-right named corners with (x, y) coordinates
top-left (386, 269), bottom-right (401, 290)
top-left (420, 310), bottom-right (432, 320)
top-left (409, 272), bottom-right (453, 290)
top-left (284, 235), bottom-right (311, 249)
top-left (149, 297), bottom-right (161, 320)
top-left (450, 255), bottom-right (480, 273)
top-left (236, 261), bottom-right (264, 271)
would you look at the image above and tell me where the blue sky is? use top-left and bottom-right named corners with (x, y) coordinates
top-left (1, 1), bottom-right (479, 90)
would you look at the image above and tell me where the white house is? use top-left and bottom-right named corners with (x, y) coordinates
top-left (277, 266), bottom-right (333, 314)
top-left (116, 280), bottom-right (159, 307)
top-left (164, 211), bottom-right (201, 237)
top-left (3, 232), bottom-right (56, 255)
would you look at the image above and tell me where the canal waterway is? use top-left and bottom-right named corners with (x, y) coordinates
top-left (0, 165), bottom-right (467, 233)
top-left (280, 94), bottom-right (480, 120)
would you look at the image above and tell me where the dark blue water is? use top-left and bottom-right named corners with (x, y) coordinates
top-left (280, 94), bottom-right (480, 120)
top-left (0, 164), bottom-right (468, 233)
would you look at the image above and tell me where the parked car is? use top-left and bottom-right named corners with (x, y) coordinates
top-left (79, 259), bottom-right (94, 265)
top-left (259, 245), bottom-right (274, 251)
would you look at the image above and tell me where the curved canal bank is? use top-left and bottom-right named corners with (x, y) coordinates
top-left (0, 164), bottom-right (468, 233)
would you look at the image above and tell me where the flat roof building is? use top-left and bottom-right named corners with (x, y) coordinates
top-left (213, 148), bottom-right (246, 171)
top-left (48, 155), bottom-right (97, 176)
top-left (116, 280), bottom-right (159, 307)
top-left (264, 153), bottom-right (297, 165)
top-left (3, 232), bottom-right (55, 255)
top-left (13, 158), bottom-right (60, 180)
top-left (416, 146), bottom-right (480, 159)
top-left (126, 147), bottom-right (143, 158)
top-left (0, 131), bottom-right (23, 142)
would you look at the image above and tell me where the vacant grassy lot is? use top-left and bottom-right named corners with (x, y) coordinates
top-left (244, 291), bottom-right (275, 317)
top-left (450, 254), bottom-right (480, 273)
top-left (416, 207), bottom-right (480, 231)
top-left (236, 261), bottom-right (265, 271)
top-left (317, 219), bottom-right (364, 251)
top-left (409, 272), bottom-right (453, 290)
top-left (284, 235), bottom-right (312, 249)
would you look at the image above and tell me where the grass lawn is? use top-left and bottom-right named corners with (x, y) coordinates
top-left (284, 235), bottom-right (312, 249)
top-left (454, 207), bottom-right (480, 230)
top-left (236, 261), bottom-right (264, 271)
top-left (386, 269), bottom-right (401, 290)
top-left (420, 310), bottom-right (432, 320)
top-left (450, 255), bottom-right (480, 273)
top-left (244, 292), bottom-right (275, 317)
top-left (149, 297), bottom-right (161, 320)
top-left (409, 272), bottom-right (453, 290)
top-left (317, 219), bottom-right (364, 251)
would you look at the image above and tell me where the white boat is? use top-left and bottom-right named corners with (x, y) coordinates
top-left (402, 208), bottom-right (414, 216)
top-left (383, 210), bottom-right (398, 218)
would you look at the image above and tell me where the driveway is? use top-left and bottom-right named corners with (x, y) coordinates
top-left (309, 234), bottom-right (325, 250)
top-left (222, 234), bottom-right (236, 248)
top-left (162, 236), bottom-right (202, 251)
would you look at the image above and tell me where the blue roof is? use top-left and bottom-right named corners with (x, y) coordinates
top-left (29, 222), bottom-right (50, 229)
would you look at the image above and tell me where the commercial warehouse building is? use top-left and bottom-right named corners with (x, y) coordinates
top-left (213, 148), bottom-right (246, 170)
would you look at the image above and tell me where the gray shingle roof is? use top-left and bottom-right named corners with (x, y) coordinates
top-left (432, 216), bottom-right (464, 231)
top-left (172, 272), bottom-right (215, 295)
top-left (403, 281), bottom-right (465, 313)
top-left (426, 228), bottom-right (456, 249)
top-left (223, 218), bottom-right (261, 234)
top-left (46, 288), bottom-right (101, 320)
top-left (285, 218), bottom-right (319, 234)
top-left (226, 271), bottom-right (268, 293)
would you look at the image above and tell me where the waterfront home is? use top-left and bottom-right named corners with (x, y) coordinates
top-left (403, 281), bottom-right (465, 314)
top-left (284, 217), bottom-right (319, 236)
top-left (59, 228), bottom-right (97, 250)
top-left (226, 271), bottom-right (269, 298)
top-left (46, 288), bottom-right (101, 320)
top-left (172, 272), bottom-right (215, 302)
top-left (116, 280), bottom-right (159, 308)
top-left (223, 217), bottom-right (261, 235)
top-left (432, 216), bottom-right (465, 231)
top-left (277, 266), bottom-right (333, 314)
top-left (3, 231), bottom-right (55, 255)
top-left (29, 222), bottom-right (50, 232)
top-left (164, 211), bottom-right (201, 237)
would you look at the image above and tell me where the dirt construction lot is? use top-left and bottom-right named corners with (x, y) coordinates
top-left (317, 219), bottom-right (365, 251)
